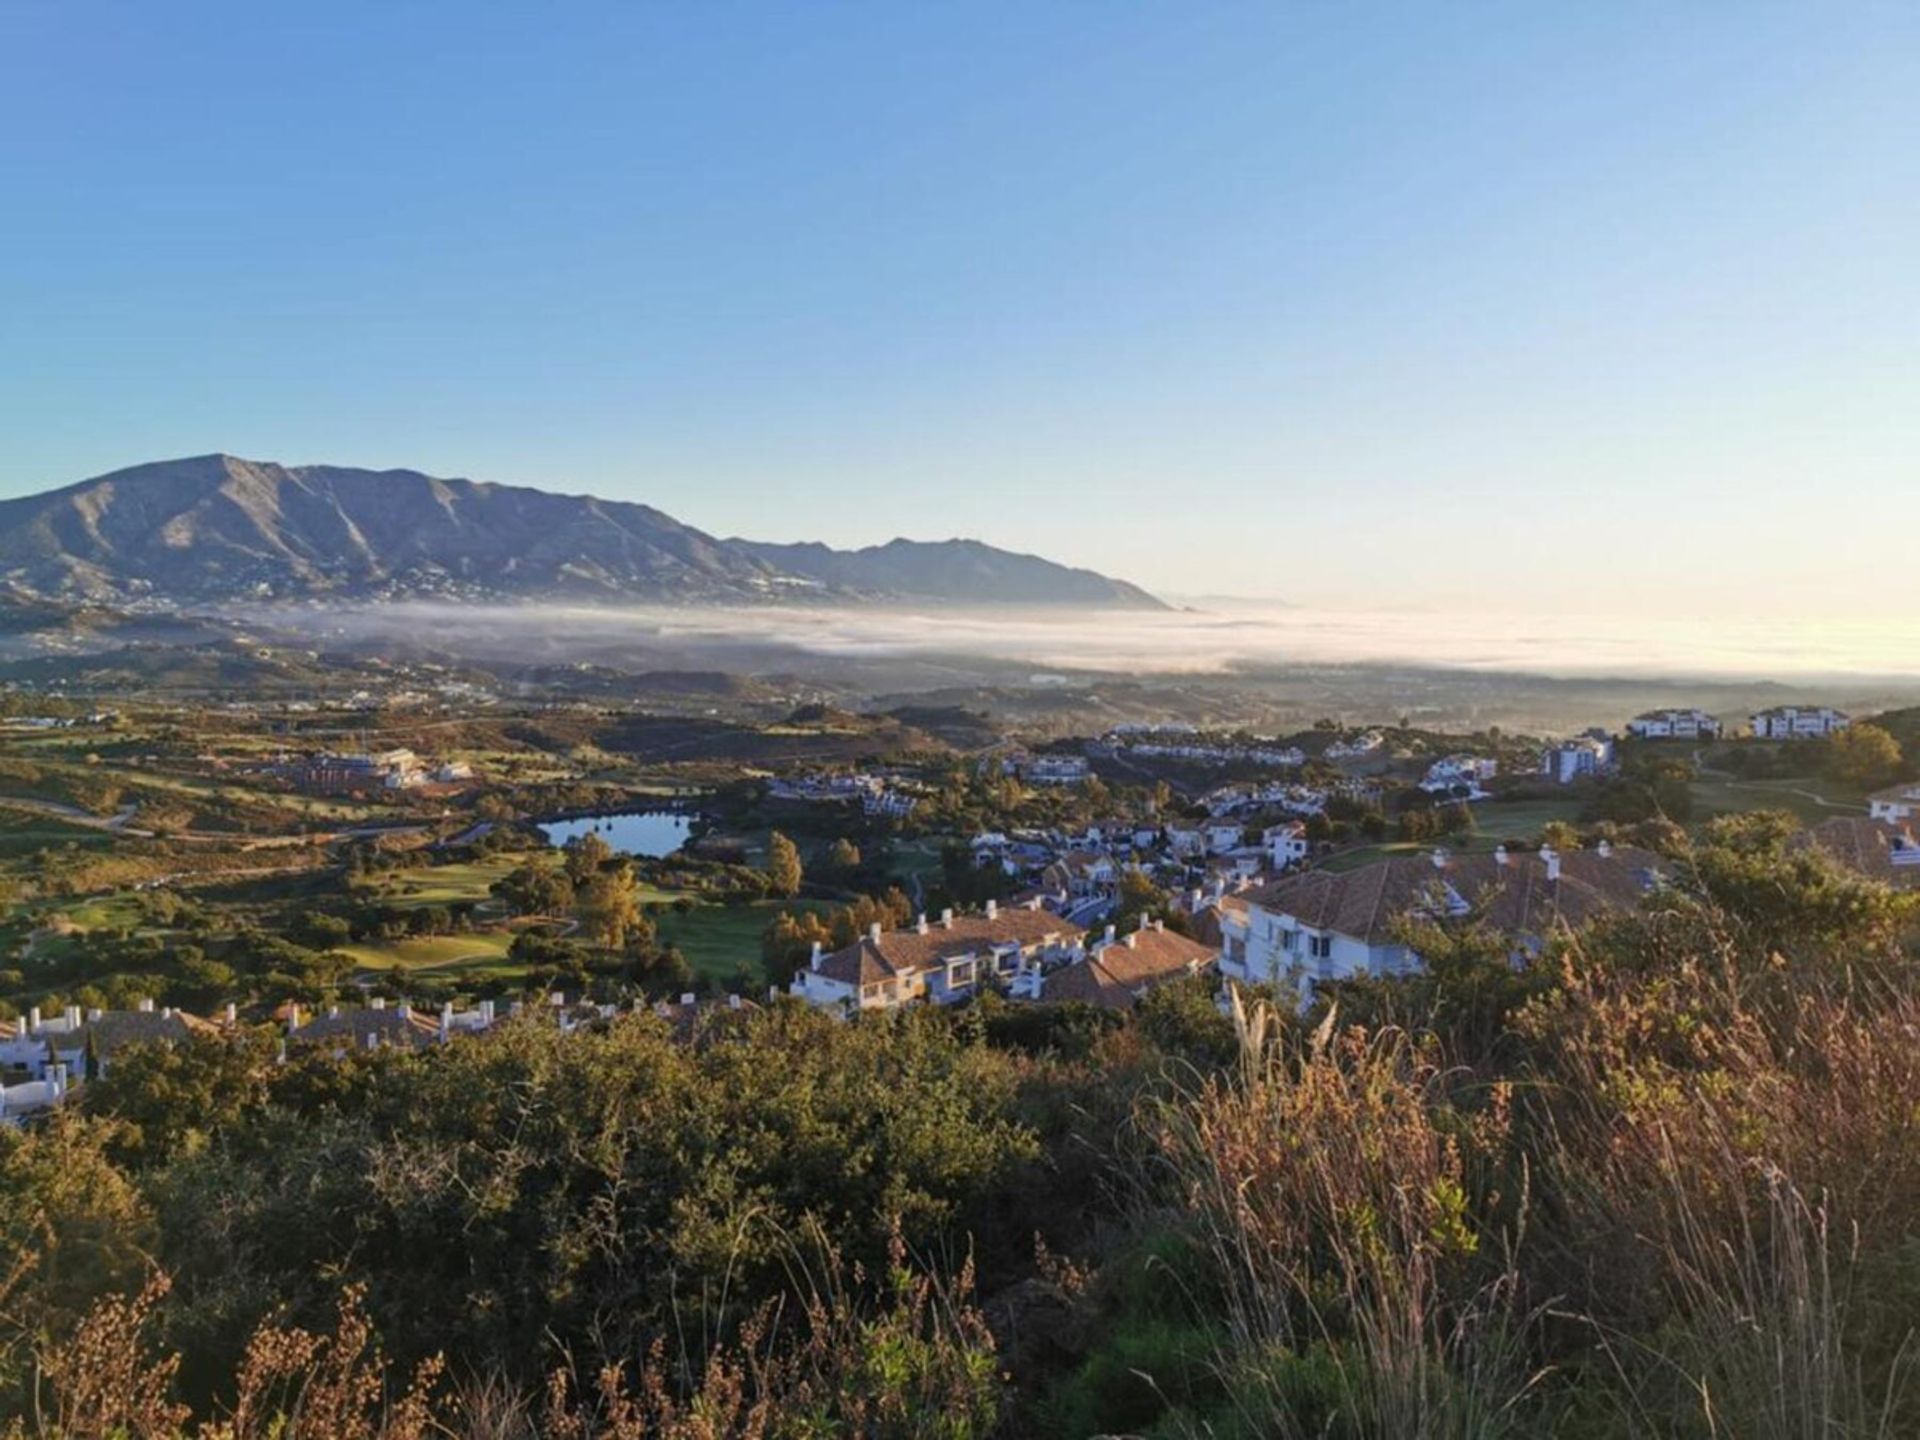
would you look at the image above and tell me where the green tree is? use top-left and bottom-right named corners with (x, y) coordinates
top-left (491, 858), bottom-right (574, 918)
top-left (563, 830), bottom-right (615, 887)
top-left (579, 862), bottom-right (645, 949)
top-left (766, 830), bottom-right (803, 899)
top-left (826, 836), bottom-right (862, 880)
top-left (1827, 722), bottom-right (1902, 788)
top-left (762, 907), bottom-right (835, 985)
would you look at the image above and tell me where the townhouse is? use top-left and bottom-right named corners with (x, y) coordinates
top-left (1036, 920), bottom-right (1221, 1010)
top-left (1219, 841), bottom-right (1666, 999)
top-left (788, 901), bottom-right (1086, 1015)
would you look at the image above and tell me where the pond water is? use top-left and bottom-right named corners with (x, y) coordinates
top-left (538, 811), bottom-right (693, 858)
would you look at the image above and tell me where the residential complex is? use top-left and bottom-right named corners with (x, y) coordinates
top-left (1751, 706), bottom-right (1851, 740)
top-left (1626, 708), bottom-right (1722, 740)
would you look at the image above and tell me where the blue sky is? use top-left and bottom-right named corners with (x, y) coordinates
top-left (2, 3), bottom-right (1915, 610)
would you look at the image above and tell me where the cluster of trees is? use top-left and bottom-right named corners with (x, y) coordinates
top-left (759, 887), bottom-right (918, 983)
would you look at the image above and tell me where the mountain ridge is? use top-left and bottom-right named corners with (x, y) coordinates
top-left (0, 455), bottom-right (1165, 610)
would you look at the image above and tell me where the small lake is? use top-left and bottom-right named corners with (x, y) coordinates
top-left (539, 811), bottom-right (693, 858)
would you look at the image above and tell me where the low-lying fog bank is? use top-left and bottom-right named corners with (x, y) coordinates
top-left (241, 601), bottom-right (1920, 688)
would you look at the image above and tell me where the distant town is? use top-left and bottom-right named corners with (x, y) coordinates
top-left (6, 684), bottom-right (1914, 1121)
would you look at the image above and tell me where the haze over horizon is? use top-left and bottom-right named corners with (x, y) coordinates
top-left (3, 4), bottom-right (1916, 617)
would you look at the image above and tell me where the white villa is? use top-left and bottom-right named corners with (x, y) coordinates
top-left (1420, 754), bottom-right (1497, 797)
top-left (1325, 731), bottom-right (1385, 761)
top-left (1868, 781), bottom-right (1920, 825)
top-left (1751, 706), bottom-right (1851, 740)
top-left (788, 901), bottom-right (1086, 1015)
top-left (1264, 821), bottom-right (1311, 870)
top-left (1020, 755), bottom-right (1091, 785)
top-left (1626, 708), bottom-right (1722, 740)
top-left (1205, 822), bottom-right (1246, 855)
top-left (1041, 849), bottom-right (1120, 898)
top-left (1219, 842), bottom-right (1665, 1000)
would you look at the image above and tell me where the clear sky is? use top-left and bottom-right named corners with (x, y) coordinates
top-left (2, 3), bottom-right (1915, 612)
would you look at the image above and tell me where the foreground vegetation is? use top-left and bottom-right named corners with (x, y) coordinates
top-left (2, 812), bottom-right (1918, 1436)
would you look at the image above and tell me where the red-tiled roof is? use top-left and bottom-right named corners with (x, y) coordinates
top-left (1246, 846), bottom-right (1665, 946)
top-left (1043, 925), bottom-right (1218, 1010)
top-left (813, 908), bottom-right (1084, 987)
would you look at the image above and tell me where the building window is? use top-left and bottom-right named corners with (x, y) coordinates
top-left (1309, 935), bottom-right (1332, 960)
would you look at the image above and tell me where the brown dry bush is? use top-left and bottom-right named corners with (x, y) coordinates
top-left (9, 1224), bottom-right (998, 1440)
top-left (1153, 993), bottom-right (1544, 1439)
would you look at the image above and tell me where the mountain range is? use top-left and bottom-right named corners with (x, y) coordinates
top-left (0, 455), bottom-right (1164, 610)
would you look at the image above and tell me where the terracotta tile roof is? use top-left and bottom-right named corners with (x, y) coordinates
top-left (71, 1010), bottom-right (215, 1054)
top-left (1184, 893), bottom-right (1250, 949)
top-left (1246, 846), bottom-right (1666, 946)
top-left (1043, 925), bottom-right (1219, 1010)
top-left (1796, 818), bottom-right (1920, 891)
top-left (290, 1007), bottom-right (441, 1048)
top-left (814, 907), bottom-right (1085, 987)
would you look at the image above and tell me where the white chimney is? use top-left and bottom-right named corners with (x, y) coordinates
top-left (941, 908), bottom-right (955, 929)
top-left (1104, 923), bottom-right (1117, 946)
top-left (679, 992), bottom-right (696, 1006)
top-left (728, 993), bottom-right (742, 1010)
top-left (327, 1005), bottom-right (340, 1019)
top-left (1542, 846), bottom-right (1562, 882)
top-left (1494, 844), bottom-right (1509, 867)
top-left (1432, 848), bottom-right (1449, 869)
top-left (985, 899), bottom-right (998, 920)
top-left (1125, 931), bottom-right (1138, 949)
top-left (87, 1007), bottom-right (103, 1022)
top-left (810, 940), bottom-right (825, 971)
top-left (136, 997), bottom-right (154, 1014)
top-left (224, 1002), bottom-right (238, 1024)
top-left (479, 1000), bottom-right (495, 1025)
top-left (371, 995), bottom-right (386, 1009)
top-left (286, 1005), bottom-right (301, 1035)
top-left (868, 921), bottom-right (883, 943)
top-left (396, 1003), bottom-right (411, 1020)
top-left (67, 1005), bottom-right (83, 1028)
top-left (26, 1006), bottom-right (40, 1034)
top-left (915, 913), bottom-right (928, 934)
top-left (1597, 838), bottom-right (1613, 859)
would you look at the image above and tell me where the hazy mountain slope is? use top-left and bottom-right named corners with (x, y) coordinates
top-left (0, 455), bottom-right (1164, 608)
top-left (0, 455), bottom-right (776, 603)
top-left (730, 537), bottom-right (1165, 609)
